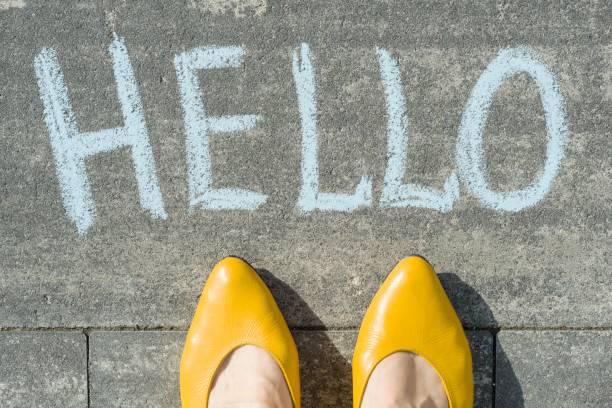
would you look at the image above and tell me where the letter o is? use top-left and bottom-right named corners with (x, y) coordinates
top-left (457, 47), bottom-right (568, 211)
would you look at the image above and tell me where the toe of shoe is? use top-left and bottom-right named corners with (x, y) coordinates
top-left (353, 256), bottom-right (473, 408)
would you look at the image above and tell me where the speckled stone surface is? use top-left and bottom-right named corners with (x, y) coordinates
top-left (0, 332), bottom-right (87, 407)
top-left (0, 1), bottom-right (609, 406)
top-left (89, 331), bottom-right (183, 408)
top-left (496, 330), bottom-right (612, 408)
top-left (0, 0), bottom-right (609, 330)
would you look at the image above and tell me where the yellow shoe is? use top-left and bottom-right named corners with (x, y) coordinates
top-left (352, 256), bottom-right (473, 408)
top-left (180, 257), bottom-right (301, 408)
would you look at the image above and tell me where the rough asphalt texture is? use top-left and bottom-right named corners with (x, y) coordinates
top-left (0, 0), bottom-right (610, 407)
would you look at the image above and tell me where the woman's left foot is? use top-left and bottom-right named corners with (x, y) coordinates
top-left (208, 345), bottom-right (293, 408)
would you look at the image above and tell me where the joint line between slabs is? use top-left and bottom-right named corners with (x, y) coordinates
top-left (0, 326), bottom-right (611, 332)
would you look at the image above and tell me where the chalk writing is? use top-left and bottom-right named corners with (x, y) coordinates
top-left (175, 45), bottom-right (267, 211)
top-left (292, 43), bottom-right (373, 213)
top-left (34, 34), bottom-right (167, 234)
top-left (377, 48), bottom-right (460, 212)
top-left (35, 36), bottom-right (568, 233)
top-left (457, 47), bottom-right (568, 211)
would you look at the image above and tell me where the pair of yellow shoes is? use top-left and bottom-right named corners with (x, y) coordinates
top-left (180, 256), bottom-right (473, 408)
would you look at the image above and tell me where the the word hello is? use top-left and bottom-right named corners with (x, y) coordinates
top-left (34, 34), bottom-right (568, 234)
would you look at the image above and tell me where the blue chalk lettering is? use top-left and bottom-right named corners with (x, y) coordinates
top-left (457, 47), bottom-right (568, 211)
top-left (291, 43), bottom-right (373, 213)
top-left (34, 34), bottom-right (167, 234)
top-left (174, 46), bottom-right (267, 211)
top-left (377, 48), bottom-right (459, 212)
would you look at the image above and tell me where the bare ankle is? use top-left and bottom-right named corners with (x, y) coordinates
top-left (208, 346), bottom-right (293, 408)
top-left (214, 404), bottom-right (283, 408)
top-left (360, 352), bottom-right (448, 408)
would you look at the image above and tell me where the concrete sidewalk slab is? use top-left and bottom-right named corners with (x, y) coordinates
top-left (0, 332), bottom-right (87, 407)
top-left (495, 330), bottom-right (612, 407)
top-left (0, 0), bottom-right (610, 331)
top-left (89, 331), bottom-right (182, 408)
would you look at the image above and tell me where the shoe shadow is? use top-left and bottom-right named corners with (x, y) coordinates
top-left (257, 268), bottom-right (353, 408)
top-left (439, 273), bottom-right (525, 408)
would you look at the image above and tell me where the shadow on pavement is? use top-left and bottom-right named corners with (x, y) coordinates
top-left (440, 272), bottom-right (525, 408)
top-left (257, 268), bottom-right (353, 408)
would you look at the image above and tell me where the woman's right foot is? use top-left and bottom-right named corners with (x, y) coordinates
top-left (352, 256), bottom-right (473, 408)
top-left (360, 351), bottom-right (448, 408)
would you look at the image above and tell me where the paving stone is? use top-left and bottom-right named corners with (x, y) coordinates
top-left (0, 332), bottom-right (87, 408)
top-left (294, 330), bottom-right (354, 408)
top-left (467, 331), bottom-right (494, 408)
top-left (88, 329), bottom-right (492, 407)
top-left (89, 331), bottom-right (183, 408)
top-left (495, 330), bottom-right (612, 407)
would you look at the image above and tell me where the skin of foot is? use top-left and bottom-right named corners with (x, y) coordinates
top-left (208, 345), bottom-right (293, 408)
top-left (360, 352), bottom-right (449, 408)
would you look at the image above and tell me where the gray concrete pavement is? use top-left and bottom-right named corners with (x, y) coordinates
top-left (0, 0), bottom-right (610, 406)
top-left (89, 331), bottom-right (183, 408)
top-left (0, 332), bottom-right (87, 407)
top-left (496, 330), bottom-right (612, 408)
top-left (0, 0), bottom-right (609, 329)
